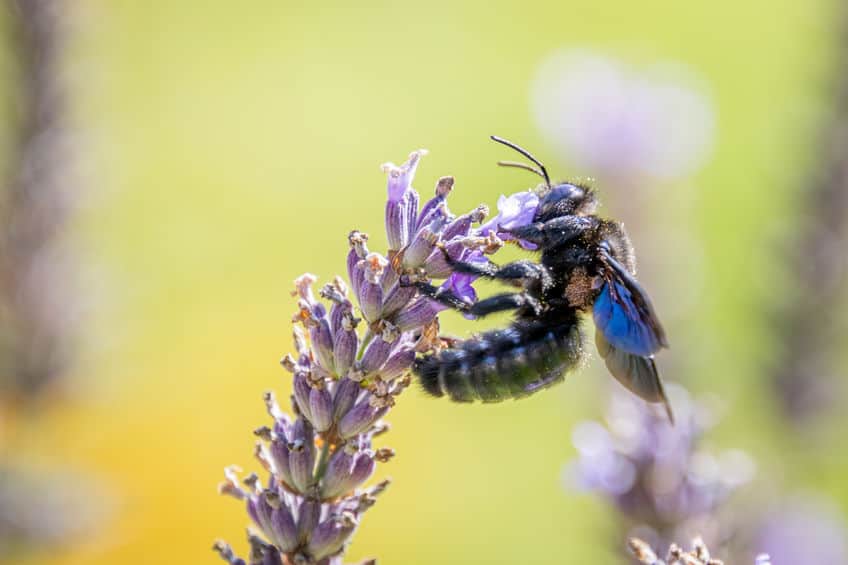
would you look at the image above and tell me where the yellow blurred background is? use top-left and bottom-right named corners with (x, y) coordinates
top-left (2, 0), bottom-right (846, 563)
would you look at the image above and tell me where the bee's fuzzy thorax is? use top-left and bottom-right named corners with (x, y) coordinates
top-left (598, 219), bottom-right (637, 275)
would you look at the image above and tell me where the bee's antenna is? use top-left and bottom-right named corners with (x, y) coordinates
top-left (490, 135), bottom-right (551, 188)
top-left (496, 160), bottom-right (547, 181)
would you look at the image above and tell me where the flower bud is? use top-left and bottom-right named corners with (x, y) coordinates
top-left (416, 176), bottom-right (453, 231)
top-left (348, 451), bottom-right (376, 489)
top-left (307, 513), bottom-right (358, 560)
top-left (296, 498), bottom-right (321, 543)
top-left (347, 253), bottom-right (365, 301)
top-left (288, 419), bottom-right (316, 493)
top-left (358, 282), bottom-right (382, 323)
top-left (247, 494), bottom-right (274, 539)
top-left (359, 336), bottom-right (393, 374)
top-left (332, 378), bottom-right (360, 422)
top-left (338, 400), bottom-right (389, 439)
top-left (320, 444), bottom-right (356, 499)
top-left (332, 326), bottom-right (357, 377)
top-left (379, 346), bottom-right (416, 381)
top-left (379, 284), bottom-right (416, 319)
top-left (309, 387), bottom-right (334, 432)
top-left (270, 503), bottom-right (299, 552)
top-left (292, 372), bottom-right (313, 421)
top-left (269, 439), bottom-right (293, 488)
top-left (442, 206), bottom-right (485, 240)
top-left (402, 227), bottom-right (438, 269)
top-left (393, 298), bottom-right (440, 332)
top-left (310, 318), bottom-right (335, 374)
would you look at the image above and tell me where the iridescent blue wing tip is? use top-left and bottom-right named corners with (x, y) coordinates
top-left (596, 329), bottom-right (674, 423)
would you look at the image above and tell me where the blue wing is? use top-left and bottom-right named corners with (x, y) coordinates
top-left (593, 250), bottom-right (673, 422)
top-left (592, 255), bottom-right (667, 357)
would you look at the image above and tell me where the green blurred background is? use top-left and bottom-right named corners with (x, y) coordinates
top-left (2, 0), bottom-right (846, 563)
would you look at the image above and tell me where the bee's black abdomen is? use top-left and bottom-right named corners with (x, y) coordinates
top-left (414, 315), bottom-right (584, 403)
top-left (414, 356), bottom-right (444, 398)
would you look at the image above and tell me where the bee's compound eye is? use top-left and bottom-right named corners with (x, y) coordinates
top-left (550, 183), bottom-right (582, 202)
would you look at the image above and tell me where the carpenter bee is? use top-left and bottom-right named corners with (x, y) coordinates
top-left (411, 135), bottom-right (673, 421)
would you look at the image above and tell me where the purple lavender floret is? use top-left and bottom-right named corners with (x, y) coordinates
top-left (217, 149), bottom-right (511, 564)
top-left (439, 250), bottom-right (488, 315)
top-left (476, 190), bottom-right (540, 249)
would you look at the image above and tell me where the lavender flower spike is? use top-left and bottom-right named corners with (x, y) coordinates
top-left (218, 147), bottom-right (496, 564)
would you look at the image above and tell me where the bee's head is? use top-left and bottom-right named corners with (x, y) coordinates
top-left (489, 136), bottom-right (598, 221)
top-left (533, 182), bottom-right (597, 221)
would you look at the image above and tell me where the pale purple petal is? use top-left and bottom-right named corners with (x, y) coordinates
top-left (392, 297), bottom-right (442, 332)
top-left (416, 175), bottom-right (453, 229)
top-left (384, 150), bottom-right (426, 249)
top-left (383, 150), bottom-right (425, 203)
top-left (477, 191), bottom-right (540, 250)
top-left (439, 250), bottom-right (488, 310)
top-left (477, 191), bottom-right (540, 234)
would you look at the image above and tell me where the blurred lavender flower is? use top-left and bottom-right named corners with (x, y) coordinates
top-left (769, 5), bottom-right (848, 424)
top-left (0, 0), bottom-right (82, 400)
top-left (567, 385), bottom-right (755, 554)
top-left (217, 150), bottom-right (502, 563)
top-left (754, 495), bottom-right (848, 565)
top-left (532, 49), bottom-right (715, 331)
top-left (0, 1), bottom-right (103, 559)
top-left (531, 50), bottom-right (715, 183)
top-left (0, 462), bottom-right (109, 559)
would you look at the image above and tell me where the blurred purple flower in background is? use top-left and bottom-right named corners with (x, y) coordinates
top-left (531, 49), bottom-right (716, 329)
top-left (567, 385), bottom-right (756, 557)
top-left (216, 150), bottom-right (502, 564)
top-left (755, 495), bottom-right (848, 565)
top-left (0, 462), bottom-right (109, 557)
top-left (0, 0), bottom-right (85, 400)
top-left (0, 1), bottom-right (106, 559)
top-left (567, 383), bottom-right (848, 565)
top-left (526, 48), bottom-right (848, 565)
top-left (529, 43), bottom-right (848, 565)
top-left (532, 50), bottom-right (715, 183)
top-left (767, 7), bottom-right (848, 424)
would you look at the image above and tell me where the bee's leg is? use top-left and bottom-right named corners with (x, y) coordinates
top-left (503, 215), bottom-right (596, 247)
top-left (446, 256), bottom-right (553, 290)
top-left (468, 292), bottom-right (541, 317)
top-left (407, 281), bottom-right (472, 312)
top-left (408, 280), bottom-right (533, 318)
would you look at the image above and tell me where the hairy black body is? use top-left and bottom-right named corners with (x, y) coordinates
top-left (416, 310), bottom-right (583, 402)
top-left (410, 136), bottom-right (672, 419)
